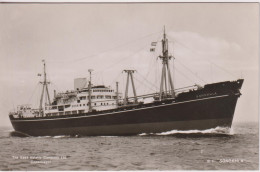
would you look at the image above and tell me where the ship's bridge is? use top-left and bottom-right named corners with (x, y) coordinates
top-left (43, 84), bottom-right (122, 117)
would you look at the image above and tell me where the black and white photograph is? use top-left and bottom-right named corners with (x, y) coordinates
top-left (0, 1), bottom-right (259, 171)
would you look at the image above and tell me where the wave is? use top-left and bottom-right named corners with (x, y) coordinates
top-left (10, 134), bottom-right (81, 138)
top-left (139, 126), bottom-right (233, 137)
top-left (10, 131), bottom-right (31, 137)
top-left (53, 135), bottom-right (71, 139)
top-left (38, 135), bottom-right (78, 139)
top-left (9, 127), bottom-right (233, 138)
top-left (36, 136), bottom-right (52, 138)
top-left (99, 136), bottom-right (118, 138)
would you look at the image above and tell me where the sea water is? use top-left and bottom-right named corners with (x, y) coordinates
top-left (0, 122), bottom-right (258, 170)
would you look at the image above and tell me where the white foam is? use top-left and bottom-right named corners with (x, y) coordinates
top-left (99, 136), bottom-right (118, 138)
top-left (157, 126), bottom-right (231, 135)
top-left (139, 133), bottom-right (148, 136)
top-left (139, 126), bottom-right (232, 136)
top-left (53, 135), bottom-right (70, 139)
top-left (37, 136), bottom-right (52, 138)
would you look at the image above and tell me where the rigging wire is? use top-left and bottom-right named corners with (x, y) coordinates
top-left (155, 54), bottom-right (159, 92)
top-left (174, 66), bottom-right (198, 84)
top-left (35, 83), bottom-right (41, 109)
top-left (51, 82), bottom-right (63, 95)
top-left (172, 57), bottom-right (176, 89)
top-left (137, 53), bottom-right (157, 93)
top-left (45, 85), bottom-right (47, 106)
top-left (143, 31), bottom-right (163, 92)
top-left (136, 71), bottom-right (159, 90)
top-left (48, 30), bottom-right (162, 64)
top-left (167, 39), bottom-right (207, 84)
top-left (84, 44), bottom-right (151, 90)
top-left (209, 61), bottom-right (238, 79)
top-left (131, 31), bottom-right (166, 91)
top-left (143, 53), bottom-right (155, 79)
top-left (40, 30), bottom-right (162, 95)
top-left (89, 42), bottom-right (151, 79)
top-left (108, 72), bottom-right (122, 87)
top-left (175, 58), bottom-right (207, 84)
top-left (167, 36), bottom-right (238, 80)
top-left (26, 83), bottom-right (40, 105)
top-left (104, 44), bottom-right (151, 71)
top-left (121, 72), bottom-right (125, 97)
top-left (34, 29), bottom-right (232, 103)
top-left (134, 74), bottom-right (157, 93)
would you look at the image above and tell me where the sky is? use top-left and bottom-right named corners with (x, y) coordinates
top-left (0, 3), bottom-right (259, 126)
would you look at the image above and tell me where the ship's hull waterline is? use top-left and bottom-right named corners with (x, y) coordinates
top-left (10, 94), bottom-right (239, 136)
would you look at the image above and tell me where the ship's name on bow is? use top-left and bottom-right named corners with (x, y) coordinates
top-left (196, 92), bottom-right (217, 98)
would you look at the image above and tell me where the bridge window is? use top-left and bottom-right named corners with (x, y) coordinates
top-left (105, 95), bottom-right (111, 99)
top-left (97, 95), bottom-right (103, 99)
top-left (80, 96), bottom-right (86, 100)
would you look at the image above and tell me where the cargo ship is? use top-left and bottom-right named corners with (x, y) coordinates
top-left (9, 28), bottom-right (244, 136)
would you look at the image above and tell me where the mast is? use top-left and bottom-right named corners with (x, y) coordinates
top-left (159, 26), bottom-right (175, 100)
top-left (88, 69), bottom-right (93, 112)
top-left (39, 60), bottom-right (51, 115)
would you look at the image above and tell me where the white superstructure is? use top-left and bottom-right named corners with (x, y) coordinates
top-left (44, 85), bottom-right (122, 117)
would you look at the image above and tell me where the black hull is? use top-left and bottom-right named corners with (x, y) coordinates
top-left (10, 94), bottom-right (240, 136)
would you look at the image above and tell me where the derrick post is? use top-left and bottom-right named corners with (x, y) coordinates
top-left (124, 72), bottom-right (130, 105)
top-left (123, 70), bottom-right (137, 105)
top-left (130, 72), bottom-right (138, 104)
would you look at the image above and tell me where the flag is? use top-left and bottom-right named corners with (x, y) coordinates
top-left (150, 48), bottom-right (155, 52)
top-left (151, 42), bottom-right (157, 46)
